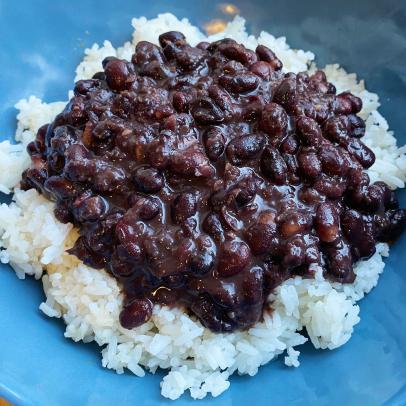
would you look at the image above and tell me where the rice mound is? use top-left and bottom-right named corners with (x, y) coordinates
top-left (0, 13), bottom-right (404, 400)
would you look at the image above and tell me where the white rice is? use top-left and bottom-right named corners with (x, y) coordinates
top-left (0, 13), bottom-right (404, 400)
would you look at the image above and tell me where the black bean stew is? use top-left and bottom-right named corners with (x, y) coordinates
top-left (22, 32), bottom-right (406, 332)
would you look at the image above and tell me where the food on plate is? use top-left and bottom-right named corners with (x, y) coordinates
top-left (0, 13), bottom-right (405, 400)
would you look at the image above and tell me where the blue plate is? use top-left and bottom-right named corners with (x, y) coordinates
top-left (0, 1), bottom-right (405, 405)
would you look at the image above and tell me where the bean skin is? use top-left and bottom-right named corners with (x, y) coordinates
top-left (203, 127), bottom-right (225, 161)
top-left (226, 133), bottom-right (265, 165)
top-left (314, 175), bottom-right (347, 199)
top-left (296, 116), bottom-right (323, 147)
top-left (260, 103), bottom-right (288, 139)
top-left (202, 212), bottom-right (224, 241)
top-left (260, 146), bottom-right (288, 185)
top-left (323, 240), bottom-right (355, 283)
top-left (323, 116), bottom-right (350, 144)
top-left (133, 166), bottom-right (164, 194)
top-left (318, 144), bottom-right (346, 177)
top-left (219, 73), bottom-right (259, 93)
top-left (217, 240), bottom-right (251, 277)
top-left (297, 151), bottom-right (322, 179)
top-left (74, 195), bottom-right (109, 222)
top-left (345, 138), bottom-right (375, 168)
top-left (341, 209), bottom-right (376, 259)
top-left (104, 59), bottom-right (136, 92)
top-left (335, 92), bottom-right (363, 114)
top-left (245, 212), bottom-right (277, 255)
top-left (172, 192), bottom-right (197, 224)
top-left (250, 61), bottom-right (273, 79)
top-left (220, 42), bottom-right (258, 66)
top-left (158, 31), bottom-right (186, 47)
top-left (278, 211), bottom-right (312, 238)
top-left (282, 235), bottom-right (306, 268)
top-left (315, 202), bottom-right (340, 243)
top-left (255, 45), bottom-right (282, 70)
top-left (119, 298), bottom-right (153, 329)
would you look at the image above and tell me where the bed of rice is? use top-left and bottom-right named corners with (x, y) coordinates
top-left (0, 13), bottom-right (405, 400)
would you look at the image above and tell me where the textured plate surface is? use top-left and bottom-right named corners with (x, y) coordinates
top-left (0, 1), bottom-right (405, 405)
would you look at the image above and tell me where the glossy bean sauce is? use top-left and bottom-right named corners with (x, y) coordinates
top-left (22, 32), bottom-right (406, 332)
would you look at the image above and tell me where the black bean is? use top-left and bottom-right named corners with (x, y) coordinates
top-left (345, 138), bottom-right (375, 168)
top-left (318, 144), bottom-right (346, 176)
top-left (314, 175), bottom-right (346, 199)
top-left (208, 85), bottom-right (234, 119)
top-left (260, 103), bottom-right (288, 139)
top-left (74, 79), bottom-right (102, 96)
top-left (348, 114), bottom-right (366, 138)
top-left (140, 60), bottom-right (174, 80)
top-left (196, 41), bottom-right (210, 50)
top-left (119, 298), bottom-right (153, 329)
top-left (241, 266), bottom-right (264, 305)
top-left (175, 47), bottom-right (206, 71)
top-left (74, 195), bottom-right (108, 222)
top-left (341, 209), bottom-right (376, 259)
top-left (93, 161), bottom-right (126, 192)
top-left (53, 201), bottom-right (73, 224)
top-left (283, 153), bottom-right (300, 184)
top-left (192, 97), bottom-right (224, 124)
top-left (202, 212), bottom-right (224, 241)
top-left (297, 151), bottom-right (322, 179)
top-left (282, 235), bottom-right (306, 268)
top-left (246, 218), bottom-right (277, 255)
top-left (115, 221), bottom-right (144, 260)
top-left (44, 176), bottom-right (78, 200)
top-left (191, 295), bottom-right (235, 332)
top-left (172, 192), bottom-right (197, 224)
top-left (203, 127), bottom-right (225, 161)
top-left (255, 45), bottom-right (282, 70)
top-left (315, 202), bottom-right (340, 243)
top-left (172, 91), bottom-right (193, 113)
top-left (104, 59), bottom-right (136, 92)
top-left (226, 133), bottom-right (265, 165)
top-left (323, 240), bottom-right (355, 283)
top-left (219, 73), bottom-right (259, 93)
top-left (158, 31), bottom-right (186, 47)
top-left (335, 92), bottom-right (363, 114)
top-left (109, 251), bottom-right (135, 277)
top-left (296, 116), bottom-right (323, 147)
top-left (298, 187), bottom-right (324, 205)
top-left (132, 197), bottom-right (161, 221)
top-left (249, 61), bottom-right (272, 79)
top-left (134, 41), bottom-right (165, 66)
top-left (64, 159), bottom-right (94, 182)
top-left (323, 116), bottom-right (350, 144)
top-left (219, 42), bottom-right (257, 65)
top-left (217, 240), bottom-right (251, 277)
top-left (272, 76), bottom-right (296, 110)
top-left (278, 211), bottom-right (312, 238)
top-left (260, 146), bottom-right (288, 185)
top-left (170, 147), bottom-right (214, 178)
top-left (190, 250), bottom-right (215, 276)
top-left (133, 166), bottom-right (164, 193)
top-left (280, 135), bottom-right (299, 154)
top-left (376, 209), bottom-right (406, 242)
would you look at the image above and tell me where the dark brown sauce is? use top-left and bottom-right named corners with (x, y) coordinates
top-left (22, 32), bottom-right (406, 332)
